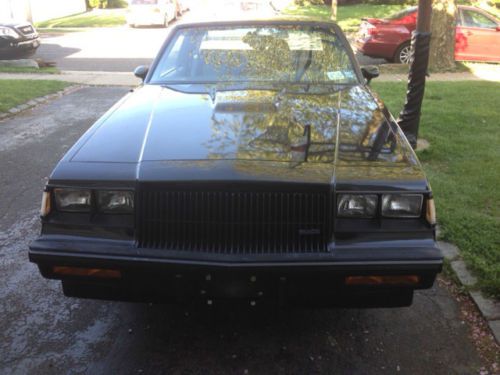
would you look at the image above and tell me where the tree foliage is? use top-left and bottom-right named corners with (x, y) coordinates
top-left (88, 0), bottom-right (127, 9)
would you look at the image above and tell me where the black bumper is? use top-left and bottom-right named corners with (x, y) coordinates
top-left (0, 36), bottom-right (40, 56)
top-left (29, 237), bottom-right (443, 307)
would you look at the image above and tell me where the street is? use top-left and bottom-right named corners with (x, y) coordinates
top-left (34, 25), bottom-right (383, 72)
top-left (0, 87), bottom-right (488, 374)
top-left (35, 27), bottom-right (169, 72)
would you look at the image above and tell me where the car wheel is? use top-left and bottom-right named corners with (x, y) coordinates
top-left (395, 42), bottom-right (412, 64)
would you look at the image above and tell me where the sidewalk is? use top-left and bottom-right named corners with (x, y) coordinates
top-left (0, 67), bottom-right (499, 86)
top-left (0, 70), bottom-right (141, 86)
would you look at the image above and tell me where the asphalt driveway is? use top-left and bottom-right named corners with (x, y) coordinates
top-left (0, 87), bottom-right (487, 374)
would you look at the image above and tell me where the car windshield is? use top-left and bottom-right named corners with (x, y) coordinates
top-left (149, 25), bottom-right (359, 86)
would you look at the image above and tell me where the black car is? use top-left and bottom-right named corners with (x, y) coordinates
top-left (29, 17), bottom-right (442, 308)
top-left (0, 19), bottom-right (40, 58)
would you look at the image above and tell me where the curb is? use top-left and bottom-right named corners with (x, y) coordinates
top-left (438, 240), bottom-right (500, 344)
top-left (0, 85), bottom-right (84, 121)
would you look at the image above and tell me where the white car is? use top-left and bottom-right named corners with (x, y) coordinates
top-left (127, 0), bottom-right (177, 28)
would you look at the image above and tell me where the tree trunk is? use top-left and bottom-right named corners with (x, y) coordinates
top-left (331, 0), bottom-right (337, 21)
top-left (429, 0), bottom-right (457, 71)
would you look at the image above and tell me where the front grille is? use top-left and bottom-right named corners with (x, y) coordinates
top-left (17, 25), bottom-right (34, 35)
top-left (137, 188), bottom-right (331, 254)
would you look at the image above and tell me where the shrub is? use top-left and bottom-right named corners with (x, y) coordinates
top-left (88, 0), bottom-right (127, 9)
top-left (294, 0), bottom-right (325, 6)
top-left (107, 0), bottom-right (128, 8)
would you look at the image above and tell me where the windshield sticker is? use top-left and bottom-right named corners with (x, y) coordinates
top-left (327, 71), bottom-right (345, 81)
top-left (287, 31), bottom-right (323, 51)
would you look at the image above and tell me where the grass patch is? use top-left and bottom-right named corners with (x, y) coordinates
top-left (38, 28), bottom-right (81, 34)
top-left (0, 67), bottom-right (60, 74)
top-left (378, 62), bottom-right (471, 75)
top-left (372, 81), bottom-right (500, 298)
top-left (284, 4), bottom-right (410, 32)
top-left (0, 80), bottom-right (70, 113)
top-left (36, 10), bottom-right (126, 28)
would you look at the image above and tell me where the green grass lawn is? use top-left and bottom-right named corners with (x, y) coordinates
top-left (372, 81), bottom-right (500, 298)
top-left (0, 67), bottom-right (60, 74)
top-left (0, 80), bottom-right (70, 113)
top-left (284, 3), bottom-right (409, 32)
top-left (36, 10), bottom-right (126, 28)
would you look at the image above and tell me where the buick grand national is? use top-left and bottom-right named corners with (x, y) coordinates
top-left (29, 17), bottom-right (443, 307)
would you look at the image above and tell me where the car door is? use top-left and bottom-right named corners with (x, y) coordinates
top-left (456, 8), bottom-right (500, 62)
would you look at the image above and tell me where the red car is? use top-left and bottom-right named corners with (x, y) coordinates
top-left (356, 5), bottom-right (500, 63)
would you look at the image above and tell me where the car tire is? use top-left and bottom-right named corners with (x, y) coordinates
top-left (394, 42), bottom-right (412, 64)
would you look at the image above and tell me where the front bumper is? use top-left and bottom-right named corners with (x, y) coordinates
top-left (29, 236), bottom-right (443, 307)
top-left (0, 36), bottom-right (40, 54)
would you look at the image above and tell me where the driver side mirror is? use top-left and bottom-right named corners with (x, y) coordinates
top-left (134, 65), bottom-right (149, 82)
top-left (361, 65), bottom-right (380, 84)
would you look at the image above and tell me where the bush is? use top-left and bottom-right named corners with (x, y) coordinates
top-left (107, 0), bottom-right (127, 8)
top-left (294, 0), bottom-right (325, 6)
top-left (87, 0), bottom-right (127, 9)
top-left (322, 0), bottom-right (417, 4)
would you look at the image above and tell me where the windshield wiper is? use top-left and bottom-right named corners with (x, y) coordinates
top-left (295, 50), bottom-right (313, 82)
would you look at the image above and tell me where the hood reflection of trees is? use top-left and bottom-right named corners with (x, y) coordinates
top-left (192, 27), bottom-right (403, 167)
top-left (203, 86), bottom-right (402, 167)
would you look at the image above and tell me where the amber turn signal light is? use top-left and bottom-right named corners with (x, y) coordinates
top-left (40, 191), bottom-right (51, 217)
top-left (345, 275), bottom-right (420, 286)
top-left (53, 266), bottom-right (121, 279)
top-left (426, 198), bottom-right (436, 225)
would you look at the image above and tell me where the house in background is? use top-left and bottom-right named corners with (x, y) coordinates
top-left (0, 0), bottom-right (86, 23)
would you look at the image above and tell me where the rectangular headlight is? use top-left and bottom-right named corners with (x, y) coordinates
top-left (97, 190), bottom-right (134, 214)
top-left (337, 194), bottom-right (378, 218)
top-left (382, 194), bottom-right (423, 218)
top-left (54, 188), bottom-right (91, 212)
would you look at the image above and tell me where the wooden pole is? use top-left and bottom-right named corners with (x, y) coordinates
top-left (417, 0), bottom-right (432, 32)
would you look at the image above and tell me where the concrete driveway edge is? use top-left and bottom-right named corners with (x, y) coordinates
top-left (438, 241), bottom-right (500, 344)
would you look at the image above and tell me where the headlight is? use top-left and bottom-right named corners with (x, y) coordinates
top-left (337, 194), bottom-right (378, 218)
top-left (382, 194), bottom-right (423, 218)
top-left (97, 190), bottom-right (134, 213)
top-left (0, 26), bottom-right (21, 39)
top-left (54, 189), bottom-right (91, 212)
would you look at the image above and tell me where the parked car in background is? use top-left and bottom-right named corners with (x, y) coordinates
top-left (29, 17), bottom-right (442, 308)
top-left (356, 5), bottom-right (500, 63)
top-left (127, 0), bottom-right (177, 28)
top-left (0, 19), bottom-right (40, 59)
top-left (177, 0), bottom-right (190, 14)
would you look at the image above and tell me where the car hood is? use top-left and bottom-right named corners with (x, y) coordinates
top-left (58, 84), bottom-right (426, 190)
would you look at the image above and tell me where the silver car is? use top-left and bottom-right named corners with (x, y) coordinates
top-left (127, 0), bottom-right (177, 28)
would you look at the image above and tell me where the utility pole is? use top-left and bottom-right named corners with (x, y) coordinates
top-left (397, 0), bottom-right (432, 149)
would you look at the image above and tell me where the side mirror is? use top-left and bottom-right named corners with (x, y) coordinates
top-left (134, 65), bottom-right (149, 81)
top-left (361, 65), bottom-right (380, 84)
